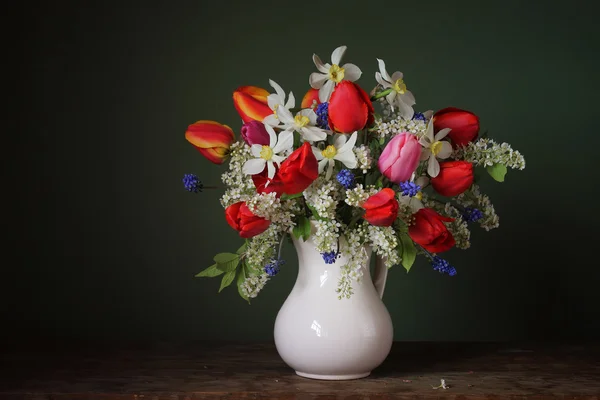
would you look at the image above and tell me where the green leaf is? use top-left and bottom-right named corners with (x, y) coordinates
top-left (214, 252), bottom-right (240, 272)
top-left (281, 192), bottom-right (304, 200)
top-left (487, 163), bottom-right (507, 182)
top-left (307, 204), bottom-right (325, 221)
top-left (293, 131), bottom-right (301, 148)
top-left (218, 270), bottom-right (236, 293)
top-left (399, 234), bottom-right (416, 272)
top-left (293, 216), bottom-right (311, 241)
top-left (236, 242), bottom-right (248, 255)
top-left (375, 175), bottom-right (384, 189)
top-left (195, 264), bottom-right (225, 278)
top-left (237, 262), bottom-right (250, 303)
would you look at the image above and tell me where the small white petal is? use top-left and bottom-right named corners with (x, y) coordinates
top-left (271, 154), bottom-right (286, 164)
top-left (309, 72), bottom-right (328, 89)
top-left (415, 175), bottom-right (430, 188)
top-left (331, 45), bottom-right (347, 65)
top-left (318, 158), bottom-right (328, 173)
top-left (420, 148), bottom-right (431, 161)
top-left (262, 114), bottom-right (279, 127)
top-left (272, 130), bottom-right (293, 153)
top-left (391, 71), bottom-right (404, 82)
top-left (435, 127), bottom-right (452, 141)
top-left (401, 90), bottom-right (416, 106)
top-left (267, 94), bottom-right (281, 110)
top-left (251, 144), bottom-right (263, 158)
top-left (385, 91), bottom-right (397, 107)
top-left (396, 98), bottom-right (414, 120)
top-left (425, 120), bottom-right (435, 141)
top-left (342, 63), bottom-right (362, 82)
top-left (428, 156), bottom-right (440, 177)
top-left (267, 161), bottom-right (276, 179)
top-left (319, 79), bottom-right (335, 102)
top-left (333, 134), bottom-right (347, 149)
top-left (375, 71), bottom-right (386, 87)
top-left (335, 148), bottom-right (357, 168)
top-left (410, 198), bottom-right (424, 212)
top-left (423, 110), bottom-right (434, 119)
top-left (269, 79), bottom-right (285, 102)
top-left (243, 158), bottom-right (266, 175)
top-left (265, 124), bottom-right (277, 147)
top-left (301, 126), bottom-right (327, 142)
top-left (285, 91), bottom-right (296, 109)
top-left (338, 131), bottom-right (357, 153)
top-left (313, 146), bottom-right (324, 160)
top-left (325, 160), bottom-right (335, 180)
top-left (376, 58), bottom-right (392, 83)
top-left (276, 106), bottom-right (294, 125)
top-left (312, 54), bottom-right (329, 73)
top-left (436, 141), bottom-right (453, 159)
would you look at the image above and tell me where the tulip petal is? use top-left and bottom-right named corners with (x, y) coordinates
top-left (342, 63), bottom-right (362, 82)
top-left (437, 141), bottom-right (453, 159)
top-left (319, 80), bottom-right (335, 103)
top-left (310, 72), bottom-right (328, 89)
top-left (233, 87), bottom-right (272, 123)
top-left (331, 45), bottom-right (347, 65)
top-left (185, 120), bottom-right (234, 149)
top-left (196, 147), bottom-right (226, 164)
top-left (301, 88), bottom-right (320, 109)
top-left (243, 158), bottom-right (266, 175)
top-left (313, 54), bottom-right (329, 73)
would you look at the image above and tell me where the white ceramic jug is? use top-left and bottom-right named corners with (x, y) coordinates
top-left (274, 231), bottom-right (393, 380)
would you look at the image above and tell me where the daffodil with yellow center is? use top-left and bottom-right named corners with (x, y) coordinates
top-left (263, 79), bottom-right (295, 127)
top-left (309, 45), bottom-right (362, 102)
top-left (375, 58), bottom-right (416, 119)
top-left (274, 106), bottom-right (327, 142)
top-left (294, 114), bottom-right (310, 129)
top-left (419, 119), bottom-right (453, 178)
top-left (312, 132), bottom-right (358, 180)
top-left (243, 123), bottom-right (294, 182)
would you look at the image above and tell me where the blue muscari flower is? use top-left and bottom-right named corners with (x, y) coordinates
top-left (336, 169), bottom-right (356, 189)
top-left (315, 102), bottom-right (330, 130)
top-left (412, 112), bottom-right (427, 121)
top-left (462, 207), bottom-right (483, 222)
top-left (264, 258), bottom-right (285, 277)
top-left (321, 251), bottom-right (338, 264)
top-left (399, 181), bottom-right (421, 197)
top-left (183, 174), bottom-right (203, 193)
top-left (431, 256), bottom-right (457, 276)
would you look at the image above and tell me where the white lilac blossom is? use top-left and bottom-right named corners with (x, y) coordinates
top-left (419, 119), bottom-right (453, 177)
top-left (263, 80), bottom-right (295, 127)
top-left (240, 272), bottom-right (269, 299)
top-left (246, 192), bottom-right (295, 230)
top-left (220, 141), bottom-right (255, 207)
top-left (373, 112), bottom-right (431, 139)
top-left (275, 106), bottom-right (327, 142)
top-left (443, 203), bottom-right (471, 250)
top-left (452, 138), bottom-right (526, 170)
top-left (337, 224), bottom-right (369, 299)
top-left (344, 184), bottom-right (377, 207)
top-left (313, 219), bottom-right (342, 254)
top-left (456, 184), bottom-right (500, 231)
top-left (367, 225), bottom-right (400, 268)
top-left (313, 132), bottom-right (358, 179)
top-left (303, 177), bottom-right (341, 219)
top-left (242, 124), bottom-right (293, 180)
top-left (310, 45), bottom-right (362, 102)
top-left (353, 144), bottom-right (373, 173)
top-left (375, 59), bottom-right (416, 119)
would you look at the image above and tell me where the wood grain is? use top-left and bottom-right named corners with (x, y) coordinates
top-left (1, 341), bottom-right (599, 399)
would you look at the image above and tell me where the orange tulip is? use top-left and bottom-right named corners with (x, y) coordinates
top-left (185, 120), bottom-right (235, 164)
top-left (301, 88), bottom-right (320, 109)
top-left (232, 86), bottom-right (272, 123)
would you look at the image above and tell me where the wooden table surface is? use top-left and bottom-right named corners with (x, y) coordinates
top-left (1, 341), bottom-right (599, 399)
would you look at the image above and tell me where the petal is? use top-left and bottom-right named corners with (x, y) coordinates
top-left (276, 105), bottom-right (294, 125)
top-left (436, 141), bottom-right (453, 159)
top-left (301, 126), bottom-right (327, 142)
top-left (342, 63), bottom-right (362, 82)
top-left (251, 144), bottom-right (263, 157)
top-left (313, 146), bottom-right (324, 160)
top-left (273, 130), bottom-right (293, 153)
top-left (232, 87), bottom-right (272, 123)
top-left (331, 45), bottom-right (347, 65)
top-left (428, 156), bottom-right (440, 177)
top-left (435, 127), bottom-right (452, 141)
top-left (264, 123), bottom-right (277, 147)
top-left (375, 71), bottom-right (386, 87)
top-left (262, 114), bottom-right (279, 127)
top-left (318, 158), bottom-right (328, 173)
top-left (420, 147), bottom-right (431, 161)
top-left (425, 120), bottom-right (434, 141)
top-left (319, 79), bottom-right (335, 102)
top-left (267, 94), bottom-right (281, 110)
top-left (385, 91), bottom-right (397, 108)
top-left (423, 110), bottom-right (434, 120)
top-left (333, 134), bottom-right (347, 149)
top-left (391, 71), bottom-right (404, 81)
top-left (269, 79), bottom-right (285, 102)
top-left (285, 91), bottom-right (296, 109)
top-left (313, 54), bottom-right (329, 73)
top-left (396, 98), bottom-right (414, 119)
top-left (271, 154), bottom-right (286, 164)
top-left (410, 198), bottom-right (424, 212)
top-left (376, 58), bottom-right (392, 83)
top-left (243, 158), bottom-right (266, 175)
top-left (267, 161), bottom-right (276, 180)
top-left (335, 148), bottom-right (357, 168)
top-left (401, 90), bottom-right (416, 106)
top-left (185, 120), bottom-right (235, 149)
top-left (309, 72), bottom-right (328, 89)
top-left (415, 175), bottom-right (430, 188)
top-left (325, 160), bottom-right (334, 180)
top-left (338, 131), bottom-right (357, 153)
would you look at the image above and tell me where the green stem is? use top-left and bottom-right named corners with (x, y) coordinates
top-left (370, 88), bottom-right (393, 101)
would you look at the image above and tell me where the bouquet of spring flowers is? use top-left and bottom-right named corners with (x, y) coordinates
top-left (184, 45), bottom-right (525, 301)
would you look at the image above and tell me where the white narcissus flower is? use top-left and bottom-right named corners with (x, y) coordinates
top-left (263, 79), bottom-right (295, 127)
top-left (375, 59), bottom-right (416, 120)
top-left (309, 45), bottom-right (362, 103)
top-left (242, 123), bottom-right (293, 181)
top-left (276, 106), bottom-right (327, 142)
top-left (419, 119), bottom-right (452, 177)
top-left (313, 132), bottom-right (358, 180)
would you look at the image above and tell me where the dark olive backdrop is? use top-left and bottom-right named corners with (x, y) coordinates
top-left (6, 0), bottom-right (599, 342)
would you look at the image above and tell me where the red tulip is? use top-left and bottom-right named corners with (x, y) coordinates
top-left (233, 86), bottom-right (272, 123)
top-left (328, 81), bottom-right (374, 133)
top-left (431, 161), bottom-right (474, 197)
top-left (409, 208), bottom-right (455, 253)
top-left (225, 201), bottom-right (270, 239)
top-left (301, 88), bottom-right (320, 109)
top-left (362, 188), bottom-right (399, 227)
top-left (253, 142), bottom-right (318, 196)
top-left (433, 107), bottom-right (479, 147)
top-left (185, 120), bottom-right (235, 164)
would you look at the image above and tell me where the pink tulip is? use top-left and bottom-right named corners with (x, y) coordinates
top-left (241, 121), bottom-right (270, 146)
top-left (378, 132), bottom-right (421, 183)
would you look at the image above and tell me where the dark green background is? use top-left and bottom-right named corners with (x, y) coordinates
top-left (6, 0), bottom-right (599, 342)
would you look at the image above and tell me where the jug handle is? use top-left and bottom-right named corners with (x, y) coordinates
top-left (373, 255), bottom-right (388, 299)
